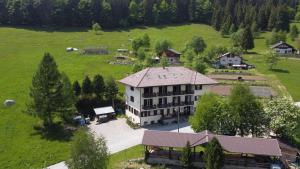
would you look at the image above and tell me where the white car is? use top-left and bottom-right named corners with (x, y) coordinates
top-left (270, 164), bottom-right (281, 169)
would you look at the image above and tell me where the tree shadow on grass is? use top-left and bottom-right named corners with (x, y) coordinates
top-left (31, 122), bottom-right (75, 142)
top-left (270, 68), bottom-right (290, 73)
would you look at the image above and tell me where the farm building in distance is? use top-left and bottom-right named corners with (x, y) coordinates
top-left (214, 52), bottom-right (253, 69)
top-left (159, 49), bottom-right (182, 65)
top-left (119, 66), bottom-right (218, 126)
top-left (271, 41), bottom-right (297, 55)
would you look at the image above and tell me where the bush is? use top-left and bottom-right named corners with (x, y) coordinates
top-left (126, 117), bottom-right (140, 129)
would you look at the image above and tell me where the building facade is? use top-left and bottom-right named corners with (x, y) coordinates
top-left (119, 67), bottom-right (217, 126)
top-left (217, 52), bottom-right (243, 67)
top-left (160, 49), bottom-right (181, 65)
top-left (271, 41), bottom-right (296, 55)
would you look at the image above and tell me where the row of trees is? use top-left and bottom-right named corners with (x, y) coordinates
top-left (0, 0), bottom-right (295, 30)
top-left (73, 75), bottom-right (119, 118)
top-left (212, 0), bottom-right (295, 33)
top-left (27, 52), bottom-right (120, 126)
top-left (190, 84), bottom-right (300, 138)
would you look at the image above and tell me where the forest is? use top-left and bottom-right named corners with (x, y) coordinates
top-left (0, 0), bottom-right (297, 31)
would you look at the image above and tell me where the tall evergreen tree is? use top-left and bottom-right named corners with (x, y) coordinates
top-left (241, 26), bottom-right (254, 51)
top-left (73, 80), bottom-right (82, 97)
top-left (28, 53), bottom-right (63, 126)
top-left (82, 76), bottom-right (93, 96)
top-left (60, 73), bottom-right (76, 123)
top-left (105, 76), bottom-right (118, 108)
top-left (205, 137), bottom-right (224, 169)
top-left (290, 25), bottom-right (299, 41)
top-left (93, 74), bottom-right (105, 100)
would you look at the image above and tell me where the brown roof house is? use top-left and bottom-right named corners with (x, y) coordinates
top-left (159, 49), bottom-right (182, 65)
top-left (119, 67), bottom-right (217, 126)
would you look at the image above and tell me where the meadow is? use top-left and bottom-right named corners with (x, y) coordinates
top-left (0, 23), bottom-right (299, 168)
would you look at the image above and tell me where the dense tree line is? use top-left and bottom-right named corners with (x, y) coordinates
top-left (0, 0), bottom-right (296, 31)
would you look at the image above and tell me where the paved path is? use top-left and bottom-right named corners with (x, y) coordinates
top-left (89, 118), bottom-right (194, 154)
top-left (47, 118), bottom-right (194, 169)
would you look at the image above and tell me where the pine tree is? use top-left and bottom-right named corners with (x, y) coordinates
top-left (105, 76), bottom-right (118, 108)
top-left (241, 26), bottom-right (254, 52)
top-left (229, 24), bottom-right (236, 34)
top-left (93, 74), bottom-right (105, 100)
top-left (82, 76), bottom-right (93, 96)
top-left (180, 141), bottom-right (192, 168)
top-left (73, 80), bottom-right (81, 97)
top-left (290, 25), bottom-right (299, 41)
top-left (60, 73), bottom-right (76, 123)
top-left (205, 137), bottom-right (224, 169)
top-left (28, 53), bottom-right (63, 126)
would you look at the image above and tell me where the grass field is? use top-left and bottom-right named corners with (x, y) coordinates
top-left (0, 23), bottom-right (300, 168)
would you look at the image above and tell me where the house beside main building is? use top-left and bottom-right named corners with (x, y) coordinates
top-left (271, 41), bottom-right (297, 55)
top-left (119, 67), bottom-right (218, 126)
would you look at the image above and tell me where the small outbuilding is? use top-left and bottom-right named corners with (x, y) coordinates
top-left (94, 106), bottom-right (116, 123)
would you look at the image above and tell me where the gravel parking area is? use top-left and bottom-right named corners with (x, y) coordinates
top-left (89, 118), bottom-right (193, 154)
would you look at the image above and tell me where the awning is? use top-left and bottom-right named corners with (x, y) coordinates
top-left (94, 106), bottom-right (115, 116)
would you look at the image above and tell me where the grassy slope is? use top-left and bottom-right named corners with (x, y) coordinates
top-left (0, 24), bottom-right (230, 169)
top-left (0, 23), bottom-right (300, 168)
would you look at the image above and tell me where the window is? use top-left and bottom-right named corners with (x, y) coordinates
top-left (130, 86), bottom-right (134, 91)
top-left (160, 109), bottom-right (164, 115)
top-left (130, 96), bottom-right (134, 102)
top-left (144, 99), bottom-right (153, 106)
top-left (195, 96), bottom-right (198, 101)
top-left (159, 86), bottom-right (168, 94)
top-left (195, 85), bottom-right (202, 90)
top-left (154, 110), bottom-right (157, 116)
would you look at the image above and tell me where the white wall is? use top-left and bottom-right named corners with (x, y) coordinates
top-left (275, 48), bottom-right (293, 54)
top-left (220, 55), bottom-right (242, 66)
top-left (125, 85), bottom-right (141, 111)
top-left (126, 110), bottom-right (140, 124)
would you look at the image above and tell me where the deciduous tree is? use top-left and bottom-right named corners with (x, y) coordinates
top-left (264, 97), bottom-right (300, 138)
top-left (67, 128), bottom-right (109, 169)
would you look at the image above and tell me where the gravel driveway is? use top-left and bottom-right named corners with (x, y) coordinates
top-left (89, 118), bottom-right (193, 154)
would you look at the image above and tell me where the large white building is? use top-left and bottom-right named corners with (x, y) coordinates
top-left (119, 67), bottom-right (218, 126)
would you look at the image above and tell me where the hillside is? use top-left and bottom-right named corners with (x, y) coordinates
top-left (0, 23), bottom-right (299, 168)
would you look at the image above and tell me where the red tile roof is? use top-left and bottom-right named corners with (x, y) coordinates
top-left (119, 67), bottom-right (218, 87)
top-left (142, 130), bottom-right (282, 157)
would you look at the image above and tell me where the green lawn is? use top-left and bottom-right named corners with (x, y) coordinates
top-left (0, 23), bottom-right (300, 168)
top-left (0, 24), bottom-right (230, 169)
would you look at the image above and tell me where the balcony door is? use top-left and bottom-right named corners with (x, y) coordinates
top-left (144, 99), bottom-right (153, 107)
top-left (144, 87), bottom-right (153, 95)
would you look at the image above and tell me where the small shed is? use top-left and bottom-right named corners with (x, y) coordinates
top-left (94, 106), bottom-right (116, 123)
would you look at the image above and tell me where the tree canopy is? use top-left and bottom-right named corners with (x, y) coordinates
top-left (67, 128), bottom-right (109, 169)
top-left (264, 97), bottom-right (300, 138)
top-left (205, 137), bottom-right (224, 169)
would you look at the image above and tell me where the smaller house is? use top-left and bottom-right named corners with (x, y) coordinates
top-left (271, 41), bottom-right (296, 55)
top-left (215, 52), bottom-right (248, 69)
top-left (159, 49), bottom-right (181, 65)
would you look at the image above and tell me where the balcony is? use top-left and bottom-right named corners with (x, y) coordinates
top-left (182, 101), bottom-right (194, 106)
top-left (142, 104), bottom-right (157, 110)
top-left (157, 92), bottom-right (172, 97)
top-left (157, 103), bottom-right (169, 108)
top-left (142, 93), bottom-right (157, 98)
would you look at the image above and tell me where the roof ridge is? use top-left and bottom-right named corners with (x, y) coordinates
top-left (136, 67), bottom-right (150, 87)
